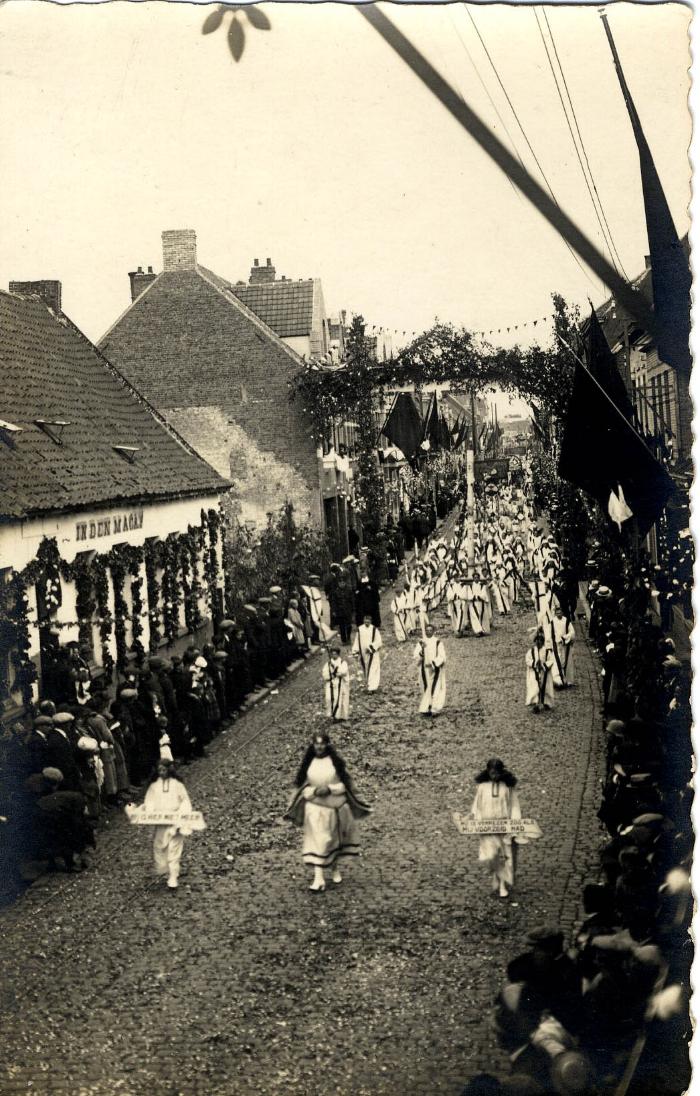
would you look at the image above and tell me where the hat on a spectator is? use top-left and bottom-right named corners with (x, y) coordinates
top-left (194, 656), bottom-right (208, 668)
top-left (34, 715), bottom-right (54, 728)
top-left (342, 555), bottom-right (357, 564)
top-left (53, 711), bottom-right (75, 725)
top-left (526, 925), bottom-right (564, 949)
top-left (308, 574), bottom-right (320, 581)
top-left (149, 657), bottom-right (168, 671)
top-left (269, 586), bottom-right (282, 595)
top-left (220, 619), bottom-right (235, 629)
top-left (214, 651), bottom-right (228, 661)
top-left (119, 687), bottom-right (138, 699)
top-left (258, 597), bottom-right (272, 606)
top-left (243, 604), bottom-right (257, 614)
top-left (597, 586), bottom-right (612, 599)
top-left (42, 767), bottom-right (64, 783)
top-left (549, 1051), bottom-right (595, 1095)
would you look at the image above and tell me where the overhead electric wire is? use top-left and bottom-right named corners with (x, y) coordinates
top-left (464, 5), bottom-right (600, 291)
top-left (534, 7), bottom-right (625, 280)
top-left (447, 8), bottom-right (528, 206)
top-left (541, 7), bottom-right (630, 281)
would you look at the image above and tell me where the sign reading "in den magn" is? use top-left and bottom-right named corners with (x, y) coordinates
top-left (75, 509), bottom-right (144, 542)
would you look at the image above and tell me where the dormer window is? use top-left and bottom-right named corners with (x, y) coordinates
top-left (35, 419), bottom-right (70, 445)
top-left (0, 419), bottom-right (23, 449)
top-left (113, 445), bottom-right (140, 464)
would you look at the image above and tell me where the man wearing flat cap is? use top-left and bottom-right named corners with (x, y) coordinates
top-left (44, 711), bottom-right (82, 792)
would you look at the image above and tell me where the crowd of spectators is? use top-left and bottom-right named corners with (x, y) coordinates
top-left (0, 582), bottom-right (328, 903)
top-left (461, 555), bottom-right (692, 1096)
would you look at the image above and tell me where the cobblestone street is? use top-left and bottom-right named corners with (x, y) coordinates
top-left (0, 589), bottom-right (604, 1096)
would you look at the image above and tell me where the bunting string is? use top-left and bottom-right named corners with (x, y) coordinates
top-left (361, 312), bottom-right (553, 340)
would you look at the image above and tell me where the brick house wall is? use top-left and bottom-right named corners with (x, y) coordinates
top-left (100, 267), bottom-right (321, 527)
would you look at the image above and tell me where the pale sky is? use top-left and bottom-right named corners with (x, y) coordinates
top-left (0, 2), bottom-right (692, 356)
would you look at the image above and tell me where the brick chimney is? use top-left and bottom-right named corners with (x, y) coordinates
top-left (9, 279), bottom-right (62, 313)
top-left (249, 257), bottom-right (276, 285)
top-left (162, 229), bottom-right (197, 272)
top-left (128, 265), bottom-right (156, 302)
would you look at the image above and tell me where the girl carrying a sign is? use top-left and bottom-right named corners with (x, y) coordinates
top-left (471, 758), bottom-right (526, 898)
top-left (127, 760), bottom-right (194, 891)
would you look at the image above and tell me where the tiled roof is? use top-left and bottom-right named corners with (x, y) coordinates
top-left (229, 279), bottom-right (315, 337)
top-left (0, 290), bottom-right (230, 520)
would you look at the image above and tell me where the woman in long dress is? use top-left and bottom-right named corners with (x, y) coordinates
top-left (471, 758), bottom-right (524, 898)
top-left (322, 646), bottom-right (350, 721)
top-left (285, 732), bottom-right (371, 892)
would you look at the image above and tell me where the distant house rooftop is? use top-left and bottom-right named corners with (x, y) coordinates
top-left (228, 257), bottom-right (316, 339)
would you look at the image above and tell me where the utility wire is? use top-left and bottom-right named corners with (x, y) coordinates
top-left (534, 7), bottom-right (624, 279)
top-left (464, 5), bottom-right (599, 291)
top-left (447, 7), bottom-right (528, 207)
top-left (541, 7), bottom-right (630, 280)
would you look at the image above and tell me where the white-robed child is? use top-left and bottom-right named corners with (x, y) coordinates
top-left (525, 629), bottom-right (555, 712)
top-left (413, 623), bottom-right (447, 716)
top-left (471, 758), bottom-right (526, 898)
top-left (284, 732), bottom-right (371, 892)
top-left (352, 614), bottom-right (383, 692)
top-left (549, 607), bottom-right (576, 688)
top-left (322, 645), bottom-right (351, 721)
top-left (127, 760), bottom-right (193, 890)
top-left (390, 587), bottom-right (410, 643)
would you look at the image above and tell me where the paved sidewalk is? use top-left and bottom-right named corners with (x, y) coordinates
top-left (0, 584), bottom-right (604, 1096)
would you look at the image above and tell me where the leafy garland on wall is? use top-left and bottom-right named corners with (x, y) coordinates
top-left (0, 509), bottom-right (224, 709)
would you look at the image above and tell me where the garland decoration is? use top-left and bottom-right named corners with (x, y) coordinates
top-left (144, 540), bottom-right (162, 652)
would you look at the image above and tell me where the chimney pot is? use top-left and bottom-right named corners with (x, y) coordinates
top-left (249, 257), bottom-right (276, 285)
top-left (9, 280), bottom-right (62, 314)
top-left (128, 266), bottom-right (157, 303)
top-left (162, 229), bottom-right (197, 272)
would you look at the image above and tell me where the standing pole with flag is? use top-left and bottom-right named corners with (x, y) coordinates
top-left (600, 11), bottom-right (691, 379)
top-left (466, 449), bottom-right (476, 572)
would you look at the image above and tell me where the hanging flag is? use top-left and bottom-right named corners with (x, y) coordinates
top-left (422, 392), bottom-right (441, 449)
top-left (608, 484), bottom-right (634, 531)
top-left (583, 307), bottom-right (635, 421)
top-left (602, 15), bottom-right (691, 377)
top-left (438, 413), bottom-right (452, 450)
top-left (558, 356), bottom-right (674, 536)
top-left (379, 392), bottom-right (423, 460)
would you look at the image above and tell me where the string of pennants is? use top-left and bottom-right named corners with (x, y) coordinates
top-left (363, 314), bottom-right (552, 339)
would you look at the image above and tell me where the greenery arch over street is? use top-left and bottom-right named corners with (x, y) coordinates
top-left (291, 294), bottom-right (581, 447)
